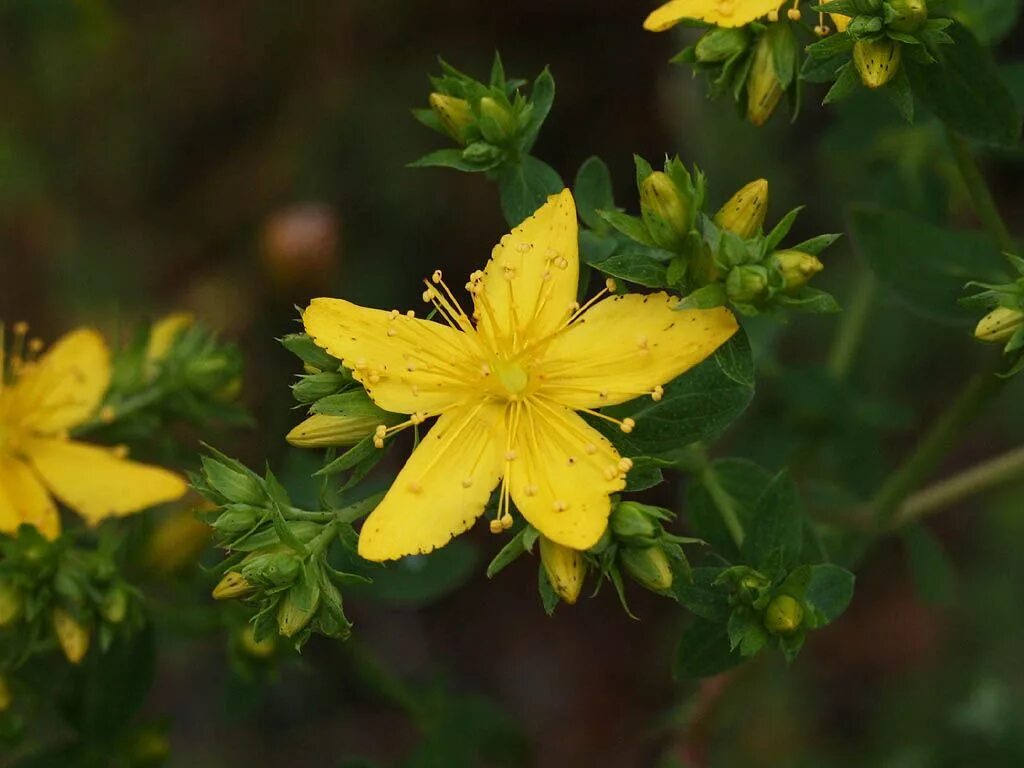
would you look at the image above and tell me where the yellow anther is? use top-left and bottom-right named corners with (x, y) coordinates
top-left (432, 269), bottom-right (443, 283)
top-left (411, 384), bottom-right (420, 396)
top-left (598, 390), bottom-right (608, 400)
top-left (504, 450), bottom-right (518, 461)
top-left (815, 24), bottom-right (830, 36)
top-left (112, 445), bottom-right (129, 459)
top-left (411, 412), bottom-right (426, 425)
top-left (555, 256), bottom-right (569, 269)
top-left (12, 322), bottom-right (28, 335)
top-left (604, 465), bottom-right (618, 480)
top-left (605, 277), bottom-right (617, 292)
top-left (503, 265), bottom-right (516, 279)
top-left (516, 242), bottom-right (532, 253)
top-left (406, 362), bottom-right (417, 372)
top-left (27, 338), bottom-right (43, 353)
top-left (489, 519), bottom-right (503, 534)
top-left (368, 373), bottom-right (381, 384)
top-left (389, 309), bottom-right (400, 319)
top-left (408, 481), bottom-right (423, 493)
top-left (387, 327), bottom-right (398, 337)
top-left (652, 385), bottom-right (664, 402)
top-left (480, 363), bottom-right (491, 376)
top-left (552, 500), bottom-right (568, 512)
top-left (355, 358), bottom-right (368, 370)
top-left (585, 443), bottom-right (597, 455)
top-left (461, 477), bottom-right (473, 488)
top-left (768, 8), bottom-right (779, 20)
top-left (373, 437), bottom-right (384, 449)
top-left (375, 425), bottom-right (388, 437)
top-left (500, 514), bottom-right (514, 530)
top-left (422, 288), bottom-right (434, 303)
top-left (406, 310), bottom-right (416, 318)
top-left (542, 270), bottom-right (552, 281)
top-left (620, 418), bottom-right (635, 434)
top-left (525, 484), bottom-right (538, 497)
top-left (787, 7), bottom-right (801, 19)
top-left (636, 334), bottom-right (648, 350)
top-left (99, 406), bottom-right (116, 423)
top-left (617, 458), bottom-right (633, 473)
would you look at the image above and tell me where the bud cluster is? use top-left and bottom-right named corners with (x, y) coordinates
top-left (962, 253), bottom-right (1024, 377)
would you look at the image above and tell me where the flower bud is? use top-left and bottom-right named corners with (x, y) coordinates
top-left (211, 504), bottom-right (263, 534)
top-left (620, 546), bottom-right (673, 592)
top-left (462, 141), bottom-right (503, 165)
top-left (888, 0), bottom-right (927, 32)
top-left (146, 507), bottom-right (211, 573)
top-left (200, 456), bottom-right (265, 506)
top-left (853, 39), bottom-right (902, 89)
top-left (764, 594), bottom-right (804, 635)
top-left (0, 675), bottom-right (10, 712)
top-left (478, 96), bottom-right (518, 141)
top-left (101, 588), bottom-right (128, 624)
top-left (974, 307), bottom-right (1024, 343)
top-left (726, 265), bottom-right (769, 303)
top-left (52, 608), bottom-right (90, 665)
top-left (212, 571), bottom-right (255, 600)
top-left (830, 13), bottom-right (851, 33)
top-left (640, 171), bottom-right (692, 250)
top-left (429, 92), bottom-right (474, 144)
top-left (714, 179), bottom-right (768, 239)
top-left (0, 582), bottom-right (22, 627)
top-left (772, 250), bottom-right (824, 292)
top-left (280, 333), bottom-right (340, 372)
top-left (240, 549), bottom-right (302, 587)
top-left (287, 413), bottom-right (378, 448)
top-left (746, 34), bottom-right (784, 127)
top-left (238, 624), bottom-right (276, 659)
top-left (291, 371), bottom-right (350, 403)
top-left (277, 578), bottom-right (320, 638)
top-left (694, 27), bottom-right (750, 63)
top-left (538, 536), bottom-right (585, 605)
top-left (610, 502), bottom-right (661, 547)
top-left (146, 312), bottom-right (194, 364)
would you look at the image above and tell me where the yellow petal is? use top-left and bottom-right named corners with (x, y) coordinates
top-left (146, 312), bottom-right (194, 362)
top-left (13, 329), bottom-right (110, 434)
top-left (303, 298), bottom-right (482, 414)
top-left (0, 456), bottom-right (59, 539)
top-left (357, 400), bottom-right (505, 561)
top-left (24, 438), bottom-right (186, 525)
top-left (536, 294), bottom-right (737, 409)
top-left (644, 0), bottom-right (784, 30)
top-left (474, 189), bottom-right (579, 348)
top-left (508, 400), bottom-right (624, 550)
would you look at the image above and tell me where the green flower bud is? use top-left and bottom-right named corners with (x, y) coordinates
top-left (539, 536), bottom-right (585, 605)
top-left (478, 96), bottom-right (518, 141)
top-left (764, 594), bottom-right (804, 635)
top-left (429, 92), bottom-right (474, 144)
top-left (853, 39), bottom-right (902, 89)
top-left (238, 624), bottom-right (276, 659)
top-left (772, 250), bottom-right (824, 292)
top-left (888, 0), bottom-right (927, 32)
top-left (287, 413), bottom-right (379, 448)
top-left (146, 312), bottom-right (193, 364)
top-left (620, 546), bottom-right (673, 592)
top-left (280, 333), bottom-right (340, 372)
top-left (462, 141), bottom-right (503, 165)
top-left (277, 577), bottom-right (320, 638)
top-left (714, 179), bottom-right (769, 239)
top-left (200, 455), bottom-right (265, 506)
top-left (640, 171), bottom-right (692, 250)
top-left (974, 307), bottom-right (1024, 343)
top-left (212, 571), bottom-right (255, 601)
top-left (291, 371), bottom-right (350, 404)
top-left (746, 34), bottom-right (784, 128)
top-left (240, 549), bottom-right (302, 587)
top-left (610, 502), bottom-right (661, 547)
top-left (0, 582), bottom-right (22, 627)
top-left (211, 504), bottom-right (263, 534)
top-left (52, 608), bottom-right (90, 665)
top-left (726, 265), bottom-right (769, 303)
top-left (694, 27), bottom-right (750, 63)
top-left (101, 588), bottom-right (128, 624)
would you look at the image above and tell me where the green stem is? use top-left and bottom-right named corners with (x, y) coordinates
top-left (946, 128), bottom-right (1015, 253)
top-left (700, 465), bottom-right (745, 549)
top-left (892, 444), bottom-right (1024, 528)
top-left (72, 386), bottom-right (167, 436)
top-left (827, 270), bottom-right (876, 381)
top-left (872, 370), bottom-right (1006, 527)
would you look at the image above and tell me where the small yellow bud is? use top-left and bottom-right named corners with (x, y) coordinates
top-left (101, 588), bottom-right (128, 624)
top-left (640, 171), bottom-right (692, 250)
top-left (478, 96), bottom-right (517, 140)
top-left (52, 608), bottom-right (91, 665)
top-left (746, 35), bottom-right (784, 127)
top-left (146, 312), bottom-right (194, 363)
top-left (889, 0), bottom-right (927, 33)
top-left (853, 39), bottom-right (902, 89)
top-left (538, 536), bottom-right (585, 605)
top-left (0, 674), bottom-right (10, 712)
top-left (277, 583), bottom-right (320, 638)
top-left (146, 506), bottom-right (212, 573)
top-left (238, 624), bottom-right (277, 659)
top-left (714, 178), bottom-right (769, 239)
top-left (0, 582), bottom-right (22, 627)
top-left (620, 546), bottom-right (674, 592)
top-left (974, 307), bottom-right (1024, 344)
top-left (428, 92), bottom-right (474, 144)
top-left (212, 571), bottom-right (255, 600)
top-left (830, 13), bottom-right (851, 33)
top-left (772, 250), bottom-right (824, 292)
top-left (764, 594), bottom-right (804, 635)
top-left (286, 413), bottom-right (379, 448)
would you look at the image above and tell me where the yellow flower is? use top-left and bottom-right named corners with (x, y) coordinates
top-left (146, 312), bottom-right (194, 363)
top-left (303, 191), bottom-right (737, 561)
top-left (0, 326), bottom-right (187, 538)
top-left (644, 0), bottom-right (786, 31)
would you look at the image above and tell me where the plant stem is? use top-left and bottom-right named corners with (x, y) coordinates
top-left (827, 270), bottom-right (876, 381)
top-left (946, 128), bottom-right (1015, 252)
top-left (892, 444), bottom-right (1024, 528)
top-left (872, 369), bottom-right (1006, 527)
top-left (700, 465), bottom-right (745, 549)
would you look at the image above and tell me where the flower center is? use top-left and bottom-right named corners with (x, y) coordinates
top-left (494, 359), bottom-right (529, 397)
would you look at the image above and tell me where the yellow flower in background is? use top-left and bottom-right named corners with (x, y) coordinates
top-left (644, 0), bottom-right (786, 31)
top-left (303, 190), bottom-right (737, 562)
top-left (146, 311), bottom-right (194, 363)
top-left (0, 325), bottom-right (187, 538)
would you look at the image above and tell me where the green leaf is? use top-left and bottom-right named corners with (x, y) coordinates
top-left (673, 618), bottom-right (745, 680)
top-left (596, 210), bottom-right (656, 247)
top-left (822, 62), bottom-right (860, 104)
top-left (674, 566), bottom-right (732, 622)
top-left (728, 607), bottom-right (769, 657)
top-left (408, 148), bottom-right (502, 172)
top-left (951, 0), bottom-right (1023, 44)
top-left (497, 156), bottom-right (564, 227)
top-left (520, 67), bottom-right (555, 153)
top-left (573, 156), bottom-right (615, 233)
top-left (592, 330), bottom-right (755, 457)
top-left (849, 206), bottom-right (1007, 325)
top-left (775, 287), bottom-right (842, 314)
top-left (487, 527), bottom-right (528, 578)
top-left (903, 524), bottom-right (956, 606)
top-left (803, 564), bottom-right (855, 626)
top-left (743, 470), bottom-right (803, 572)
top-left (678, 283), bottom-right (728, 310)
top-left (623, 458), bottom-right (665, 491)
top-left (345, 540), bottom-right (479, 606)
top-left (587, 250), bottom-right (669, 288)
top-left (763, 206), bottom-right (803, 252)
top-left (686, 459), bottom-right (772, 560)
top-left (905, 21), bottom-right (1021, 146)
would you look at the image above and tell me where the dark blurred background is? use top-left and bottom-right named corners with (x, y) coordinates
top-left (2, 1), bottom-right (1024, 766)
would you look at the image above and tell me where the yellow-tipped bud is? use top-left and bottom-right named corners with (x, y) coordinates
top-left (538, 536), bottom-right (585, 605)
top-left (478, 96), bottom-right (517, 141)
top-left (146, 506), bottom-right (212, 573)
top-left (620, 545), bottom-right (674, 592)
top-left (0, 674), bottom-right (10, 712)
top-left (764, 594), bottom-right (804, 635)
top-left (726, 265), bottom-right (769, 303)
top-left (974, 307), bottom-right (1024, 344)
top-left (238, 624), bottom-right (277, 659)
top-left (212, 571), bottom-right (255, 601)
top-left (0, 582), bottom-right (22, 627)
top-left (889, 0), bottom-right (927, 32)
top-left (640, 171), bottom-right (692, 250)
top-left (853, 39), bottom-right (902, 89)
top-left (277, 583), bottom-right (320, 638)
top-left (746, 35), bottom-right (784, 127)
top-left (146, 312), bottom-right (194, 363)
top-left (772, 250), bottom-right (824, 292)
top-left (101, 588), bottom-right (128, 625)
top-left (52, 608), bottom-right (90, 665)
top-left (714, 178), bottom-right (769, 239)
top-left (286, 413), bottom-right (378, 448)
top-left (429, 92), bottom-right (474, 144)
top-left (830, 13), bottom-right (851, 33)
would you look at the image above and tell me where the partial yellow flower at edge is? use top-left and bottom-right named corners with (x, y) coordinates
top-left (644, 0), bottom-right (786, 31)
top-left (302, 189), bottom-right (739, 562)
top-left (0, 327), bottom-right (187, 538)
top-left (146, 312), bottom-right (194, 362)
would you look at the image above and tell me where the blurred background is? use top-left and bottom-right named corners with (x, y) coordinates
top-left (2, 1), bottom-right (1024, 766)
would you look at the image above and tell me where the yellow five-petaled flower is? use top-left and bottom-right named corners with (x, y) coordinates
top-left (303, 190), bottom-right (737, 562)
top-left (0, 325), bottom-right (187, 538)
top-left (644, 0), bottom-right (787, 31)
